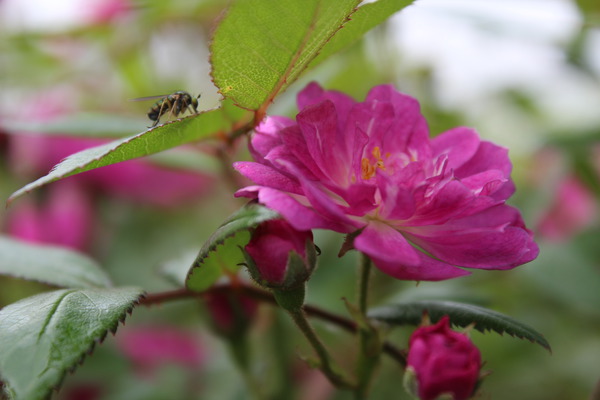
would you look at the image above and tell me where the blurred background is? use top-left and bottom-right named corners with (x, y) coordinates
top-left (1, 0), bottom-right (599, 399)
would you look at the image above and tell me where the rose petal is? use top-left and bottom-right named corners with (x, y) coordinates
top-left (454, 141), bottom-right (511, 179)
top-left (369, 250), bottom-right (471, 281)
top-left (354, 222), bottom-right (420, 266)
top-left (366, 85), bottom-right (431, 161)
top-left (234, 161), bottom-right (302, 195)
top-left (251, 116), bottom-right (294, 161)
top-left (297, 81), bottom-right (356, 129)
top-left (431, 127), bottom-right (480, 171)
top-left (405, 215), bottom-right (538, 270)
top-left (296, 100), bottom-right (347, 183)
top-left (257, 187), bottom-right (350, 232)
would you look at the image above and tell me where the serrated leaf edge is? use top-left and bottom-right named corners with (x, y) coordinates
top-left (369, 300), bottom-right (551, 352)
top-left (0, 291), bottom-right (145, 400)
top-left (185, 204), bottom-right (280, 287)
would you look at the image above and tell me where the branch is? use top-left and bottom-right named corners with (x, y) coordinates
top-left (140, 284), bottom-right (406, 366)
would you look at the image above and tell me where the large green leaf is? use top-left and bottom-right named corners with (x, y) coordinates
top-left (0, 287), bottom-right (144, 400)
top-left (186, 203), bottom-right (279, 292)
top-left (211, 0), bottom-right (359, 111)
top-left (369, 300), bottom-right (551, 352)
top-left (309, 0), bottom-right (415, 69)
top-left (0, 236), bottom-right (111, 288)
top-left (7, 104), bottom-right (250, 205)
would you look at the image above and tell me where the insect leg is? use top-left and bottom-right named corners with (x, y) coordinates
top-left (166, 98), bottom-right (178, 120)
top-left (150, 99), bottom-right (170, 128)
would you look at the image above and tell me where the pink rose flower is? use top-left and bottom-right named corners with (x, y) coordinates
top-left (6, 180), bottom-right (93, 251)
top-left (234, 83), bottom-right (538, 281)
top-left (407, 316), bottom-right (481, 400)
top-left (83, 0), bottom-right (132, 24)
top-left (245, 219), bottom-right (314, 287)
top-left (537, 176), bottom-right (597, 241)
top-left (116, 325), bottom-right (204, 375)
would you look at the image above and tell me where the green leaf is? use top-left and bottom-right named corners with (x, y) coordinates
top-left (0, 287), bottom-right (144, 400)
top-left (148, 148), bottom-right (221, 175)
top-left (211, 0), bottom-right (360, 111)
top-left (186, 203), bottom-right (280, 292)
top-left (575, 0), bottom-right (600, 25)
top-left (0, 236), bottom-right (111, 289)
top-left (7, 104), bottom-right (249, 205)
top-left (310, 0), bottom-right (415, 69)
top-left (1, 113), bottom-right (146, 139)
top-left (369, 300), bottom-right (551, 352)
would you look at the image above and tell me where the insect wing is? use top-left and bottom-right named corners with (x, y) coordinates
top-left (129, 95), bottom-right (170, 102)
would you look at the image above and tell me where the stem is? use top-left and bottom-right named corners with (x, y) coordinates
top-left (358, 252), bottom-right (372, 314)
top-left (228, 336), bottom-right (265, 400)
top-left (288, 308), bottom-right (355, 390)
top-left (140, 284), bottom-right (406, 367)
top-left (215, 145), bottom-right (246, 192)
top-left (355, 253), bottom-right (379, 400)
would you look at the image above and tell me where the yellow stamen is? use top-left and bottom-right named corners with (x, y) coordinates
top-left (361, 146), bottom-right (386, 180)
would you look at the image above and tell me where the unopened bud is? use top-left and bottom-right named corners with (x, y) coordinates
top-left (405, 316), bottom-right (481, 400)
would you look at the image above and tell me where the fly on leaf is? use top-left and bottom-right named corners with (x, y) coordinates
top-left (132, 91), bottom-right (201, 128)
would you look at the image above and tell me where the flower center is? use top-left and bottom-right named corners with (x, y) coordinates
top-left (361, 146), bottom-right (387, 180)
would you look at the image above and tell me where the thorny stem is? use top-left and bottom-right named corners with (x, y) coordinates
top-left (358, 253), bottom-right (372, 315)
top-left (213, 120), bottom-right (254, 192)
top-left (355, 253), bottom-right (380, 400)
top-left (215, 145), bottom-right (245, 192)
top-left (288, 308), bottom-right (355, 389)
top-left (140, 285), bottom-right (407, 367)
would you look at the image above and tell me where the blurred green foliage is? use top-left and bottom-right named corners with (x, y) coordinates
top-left (1, 1), bottom-right (600, 399)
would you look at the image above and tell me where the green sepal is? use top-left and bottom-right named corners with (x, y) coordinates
top-left (402, 366), bottom-right (419, 400)
top-left (273, 285), bottom-right (306, 313)
top-left (281, 250), bottom-right (311, 289)
top-left (240, 245), bottom-right (263, 285)
top-left (304, 238), bottom-right (318, 277)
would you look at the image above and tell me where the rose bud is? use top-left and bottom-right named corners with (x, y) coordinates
top-left (243, 219), bottom-right (316, 312)
top-left (404, 316), bottom-right (481, 400)
top-left (204, 290), bottom-right (259, 339)
top-left (243, 219), bottom-right (316, 289)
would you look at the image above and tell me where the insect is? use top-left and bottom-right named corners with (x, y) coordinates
top-left (133, 91), bottom-right (201, 127)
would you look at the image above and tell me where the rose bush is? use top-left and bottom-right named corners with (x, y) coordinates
top-left (234, 83), bottom-right (538, 281)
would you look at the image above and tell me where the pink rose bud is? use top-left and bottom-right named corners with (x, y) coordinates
top-left (115, 325), bottom-right (205, 376)
top-left (6, 180), bottom-right (93, 251)
top-left (537, 176), bottom-right (597, 241)
top-left (243, 219), bottom-right (315, 289)
top-left (204, 290), bottom-right (258, 338)
top-left (405, 316), bottom-right (481, 400)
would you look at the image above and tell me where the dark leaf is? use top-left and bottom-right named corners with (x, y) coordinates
top-left (369, 300), bottom-right (551, 352)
